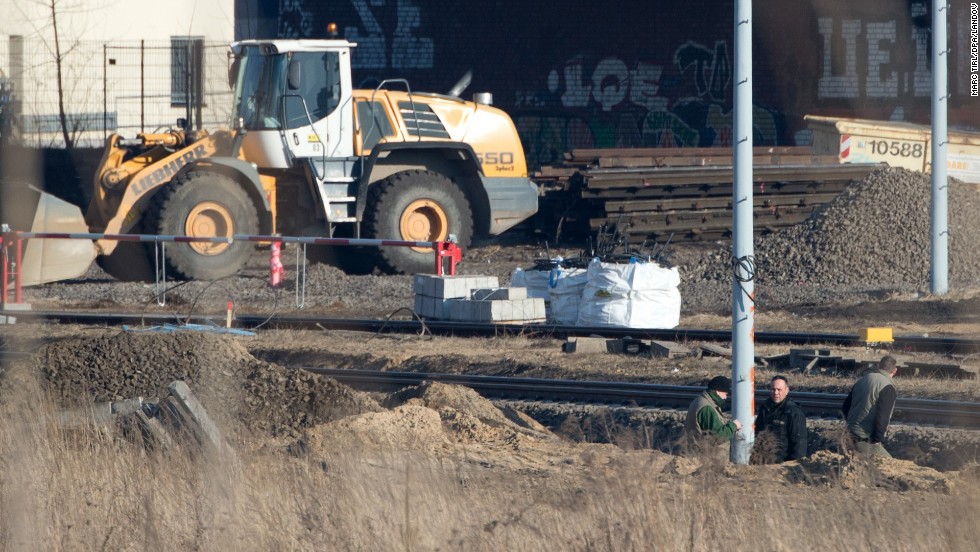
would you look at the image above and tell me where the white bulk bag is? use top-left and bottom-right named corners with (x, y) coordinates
top-left (576, 259), bottom-right (681, 329)
top-left (511, 267), bottom-right (552, 317)
top-left (548, 266), bottom-right (589, 325)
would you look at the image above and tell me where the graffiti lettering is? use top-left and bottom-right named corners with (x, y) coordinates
top-left (591, 58), bottom-right (629, 112)
top-left (818, 18), bottom-right (861, 99)
top-left (278, 0), bottom-right (315, 39)
top-left (391, 0), bottom-right (433, 69)
top-left (817, 1), bottom-right (931, 100)
top-left (345, 0), bottom-right (387, 69)
top-left (674, 41), bottom-right (730, 100)
top-left (552, 57), bottom-right (669, 112)
top-left (521, 39), bottom-right (778, 166)
top-left (344, 0), bottom-right (434, 70)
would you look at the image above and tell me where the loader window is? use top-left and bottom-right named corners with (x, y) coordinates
top-left (282, 51), bottom-right (341, 130)
top-left (232, 45), bottom-right (287, 130)
top-left (356, 100), bottom-right (395, 151)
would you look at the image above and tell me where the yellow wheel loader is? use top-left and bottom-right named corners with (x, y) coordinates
top-left (13, 36), bottom-right (538, 284)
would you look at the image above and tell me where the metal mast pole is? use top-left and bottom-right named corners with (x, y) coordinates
top-left (731, 0), bottom-right (755, 464)
top-left (931, 1), bottom-right (949, 295)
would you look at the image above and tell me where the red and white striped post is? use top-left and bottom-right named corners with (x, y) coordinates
top-left (13, 235), bottom-right (22, 303)
top-left (269, 239), bottom-right (285, 286)
top-left (0, 230), bottom-right (25, 305)
top-left (0, 231), bottom-right (24, 307)
top-left (0, 226), bottom-right (8, 305)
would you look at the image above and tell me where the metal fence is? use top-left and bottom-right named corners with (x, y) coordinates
top-left (0, 36), bottom-right (234, 149)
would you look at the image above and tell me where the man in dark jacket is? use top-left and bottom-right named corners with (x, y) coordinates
top-left (683, 376), bottom-right (741, 459)
top-left (753, 375), bottom-right (807, 463)
top-left (842, 356), bottom-right (899, 458)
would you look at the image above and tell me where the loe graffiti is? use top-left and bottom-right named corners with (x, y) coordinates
top-left (516, 39), bottom-right (779, 168)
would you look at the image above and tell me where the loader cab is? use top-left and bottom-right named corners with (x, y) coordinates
top-left (230, 39), bottom-right (355, 169)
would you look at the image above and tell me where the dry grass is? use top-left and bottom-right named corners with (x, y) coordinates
top-left (1, 364), bottom-right (978, 552)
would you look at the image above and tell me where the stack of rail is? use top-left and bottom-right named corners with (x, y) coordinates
top-left (533, 147), bottom-right (880, 243)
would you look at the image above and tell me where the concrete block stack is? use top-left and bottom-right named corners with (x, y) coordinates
top-left (413, 275), bottom-right (499, 319)
top-left (413, 275), bottom-right (546, 323)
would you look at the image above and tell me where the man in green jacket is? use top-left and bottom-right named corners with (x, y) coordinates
top-left (842, 356), bottom-right (899, 458)
top-left (683, 376), bottom-right (741, 458)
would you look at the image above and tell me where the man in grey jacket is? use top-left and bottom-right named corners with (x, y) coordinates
top-left (842, 356), bottom-right (899, 458)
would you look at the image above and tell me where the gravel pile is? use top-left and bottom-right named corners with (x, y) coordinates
top-left (754, 167), bottom-right (980, 287)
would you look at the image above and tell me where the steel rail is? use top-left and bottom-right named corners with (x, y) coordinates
top-left (4, 310), bottom-right (979, 355)
top-left (305, 368), bottom-right (980, 429)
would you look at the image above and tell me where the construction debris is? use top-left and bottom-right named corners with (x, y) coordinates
top-left (901, 362), bottom-right (978, 380)
top-left (561, 336), bottom-right (612, 354)
top-left (54, 380), bottom-right (235, 457)
top-left (696, 343), bottom-right (733, 359)
top-left (758, 349), bottom-right (864, 375)
top-left (648, 340), bottom-right (691, 359)
top-left (562, 336), bottom-right (692, 358)
top-left (758, 348), bottom-right (976, 379)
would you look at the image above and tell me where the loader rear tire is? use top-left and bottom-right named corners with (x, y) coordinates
top-left (148, 171), bottom-right (258, 280)
top-left (363, 170), bottom-right (472, 274)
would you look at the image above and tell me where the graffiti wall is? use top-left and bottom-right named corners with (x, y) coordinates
top-left (235, 0), bottom-right (980, 169)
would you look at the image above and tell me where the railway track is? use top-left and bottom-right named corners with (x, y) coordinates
top-left (4, 315), bottom-right (979, 429)
top-left (6, 344), bottom-right (976, 429)
top-left (5, 309), bottom-right (980, 355)
top-left (307, 368), bottom-right (980, 430)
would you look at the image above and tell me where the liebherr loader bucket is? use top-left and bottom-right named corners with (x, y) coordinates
top-left (5, 187), bottom-right (96, 287)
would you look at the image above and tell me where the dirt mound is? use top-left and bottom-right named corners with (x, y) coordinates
top-left (304, 404), bottom-right (451, 456)
top-left (790, 450), bottom-right (952, 493)
top-left (301, 381), bottom-right (584, 473)
top-left (241, 357), bottom-right (381, 437)
top-left (384, 381), bottom-right (553, 438)
top-left (34, 330), bottom-right (381, 437)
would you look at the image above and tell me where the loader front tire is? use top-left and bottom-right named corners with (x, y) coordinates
top-left (363, 170), bottom-right (472, 274)
top-left (148, 171), bottom-right (258, 280)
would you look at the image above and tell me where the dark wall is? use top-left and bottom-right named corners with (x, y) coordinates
top-left (235, 0), bottom-right (980, 169)
top-left (0, 145), bottom-right (101, 209)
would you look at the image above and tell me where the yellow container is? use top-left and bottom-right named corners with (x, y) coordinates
top-left (805, 114), bottom-right (980, 185)
top-left (859, 327), bottom-right (894, 343)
